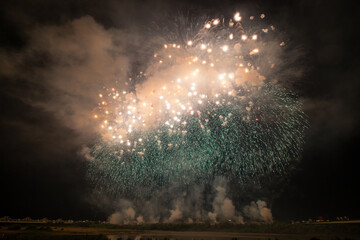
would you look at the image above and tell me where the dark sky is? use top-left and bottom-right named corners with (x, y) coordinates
top-left (0, 0), bottom-right (359, 221)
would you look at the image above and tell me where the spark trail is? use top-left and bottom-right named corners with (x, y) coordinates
top-left (87, 12), bottom-right (308, 198)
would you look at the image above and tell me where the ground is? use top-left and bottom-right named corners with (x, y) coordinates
top-left (1, 221), bottom-right (360, 239)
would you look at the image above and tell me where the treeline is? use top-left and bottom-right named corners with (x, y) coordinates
top-left (0, 216), bottom-right (94, 224)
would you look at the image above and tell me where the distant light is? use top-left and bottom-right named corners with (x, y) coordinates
top-left (250, 48), bottom-right (259, 55)
top-left (234, 12), bottom-right (241, 22)
top-left (218, 73), bottom-right (226, 80)
top-left (222, 45), bottom-right (229, 52)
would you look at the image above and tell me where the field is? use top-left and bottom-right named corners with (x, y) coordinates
top-left (1, 221), bottom-right (359, 240)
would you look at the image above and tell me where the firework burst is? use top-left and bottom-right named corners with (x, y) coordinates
top-left (87, 12), bottom-right (308, 198)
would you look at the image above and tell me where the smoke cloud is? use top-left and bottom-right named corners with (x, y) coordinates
top-left (108, 179), bottom-right (271, 224)
top-left (207, 178), bottom-right (243, 223)
top-left (0, 16), bottom-right (133, 138)
top-left (243, 200), bottom-right (273, 223)
top-left (169, 204), bottom-right (183, 222)
top-left (109, 199), bottom-right (136, 224)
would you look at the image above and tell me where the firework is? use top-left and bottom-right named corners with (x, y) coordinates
top-left (87, 13), bottom-right (308, 198)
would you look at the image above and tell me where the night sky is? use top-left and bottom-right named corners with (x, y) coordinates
top-left (0, 0), bottom-right (359, 221)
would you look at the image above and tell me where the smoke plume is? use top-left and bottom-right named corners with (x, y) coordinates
top-left (0, 16), bottom-right (134, 139)
top-left (243, 200), bottom-right (273, 223)
top-left (108, 179), bottom-right (271, 224)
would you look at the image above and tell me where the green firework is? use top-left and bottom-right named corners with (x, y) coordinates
top-left (87, 83), bottom-right (307, 198)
